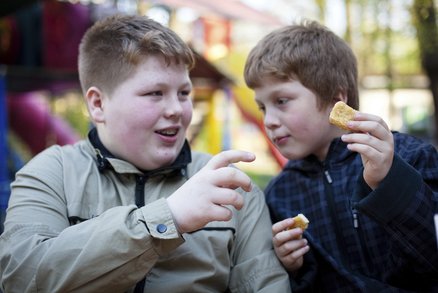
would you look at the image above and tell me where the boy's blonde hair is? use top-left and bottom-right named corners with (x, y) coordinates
top-left (244, 20), bottom-right (359, 110)
top-left (78, 14), bottom-right (195, 95)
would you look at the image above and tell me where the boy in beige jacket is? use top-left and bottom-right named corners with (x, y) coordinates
top-left (0, 14), bottom-right (290, 293)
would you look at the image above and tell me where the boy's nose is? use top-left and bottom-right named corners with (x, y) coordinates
top-left (164, 96), bottom-right (183, 117)
top-left (264, 110), bottom-right (280, 129)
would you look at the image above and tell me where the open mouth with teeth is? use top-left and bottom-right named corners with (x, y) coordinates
top-left (156, 129), bottom-right (178, 137)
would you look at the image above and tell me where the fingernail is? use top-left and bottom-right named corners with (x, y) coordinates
top-left (246, 152), bottom-right (256, 160)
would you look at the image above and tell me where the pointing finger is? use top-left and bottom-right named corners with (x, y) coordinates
top-left (205, 150), bottom-right (256, 170)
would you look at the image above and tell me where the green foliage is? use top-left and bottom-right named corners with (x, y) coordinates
top-left (247, 171), bottom-right (274, 191)
top-left (355, 27), bottom-right (422, 78)
top-left (52, 91), bottom-right (90, 138)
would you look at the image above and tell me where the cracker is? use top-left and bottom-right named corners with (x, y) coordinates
top-left (329, 101), bottom-right (357, 130)
top-left (289, 213), bottom-right (309, 230)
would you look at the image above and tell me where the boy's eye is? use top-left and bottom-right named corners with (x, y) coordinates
top-left (178, 90), bottom-right (192, 101)
top-left (276, 97), bottom-right (288, 105)
top-left (257, 104), bottom-right (266, 113)
top-left (146, 91), bottom-right (163, 96)
top-left (180, 90), bottom-right (191, 97)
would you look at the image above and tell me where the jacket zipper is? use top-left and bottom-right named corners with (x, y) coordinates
top-left (134, 174), bottom-right (147, 293)
top-left (352, 207), bottom-right (359, 228)
top-left (325, 169), bottom-right (374, 275)
top-left (351, 200), bottom-right (375, 275)
top-left (324, 170), bottom-right (333, 183)
top-left (323, 168), bottom-right (350, 268)
top-left (135, 175), bottom-right (147, 207)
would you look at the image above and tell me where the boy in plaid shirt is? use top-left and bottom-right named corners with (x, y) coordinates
top-left (244, 20), bottom-right (438, 292)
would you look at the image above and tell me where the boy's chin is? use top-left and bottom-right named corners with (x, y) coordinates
top-left (153, 151), bottom-right (180, 167)
top-left (132, 150), bottom-right (179, 171)
top-left (277, 148), bottom-right (307, 161)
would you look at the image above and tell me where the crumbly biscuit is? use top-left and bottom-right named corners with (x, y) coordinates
top-left (289, 213), bottom-right (309, 230)
top-left (329, 101), bottom-right (357, 130)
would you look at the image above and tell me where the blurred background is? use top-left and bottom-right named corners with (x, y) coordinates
top-left (1, 0), bottom-right (438, 233)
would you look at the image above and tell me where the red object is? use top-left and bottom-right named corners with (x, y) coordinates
top-left (42, 0), bottom-right (91, 70)
top-left (8, 92), bottom-right (80, 155)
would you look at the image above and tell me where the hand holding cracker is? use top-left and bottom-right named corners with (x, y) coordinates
top-left (272, 216), bottom-right (310, 273)
top-left (331, 102), bottom-right (394, 189)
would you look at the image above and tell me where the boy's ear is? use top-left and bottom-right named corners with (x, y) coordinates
top-left (85, 86), bottom-right (105, 123)
top-left (333, 90), bottom-right (348, 104)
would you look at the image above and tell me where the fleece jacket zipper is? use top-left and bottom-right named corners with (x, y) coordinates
top-left (323, 168), bottom-right (350, 268)
top-left (351, 200), bottom-right (375, 275)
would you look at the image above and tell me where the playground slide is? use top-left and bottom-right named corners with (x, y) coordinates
top-left (8, 91), bottom-right (80, 155)
top-left (1, 91), bottom-right (79, 235)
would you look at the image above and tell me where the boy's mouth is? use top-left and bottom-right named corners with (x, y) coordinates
top-left (273, 135), bottom-right (289, 145)
top-left (156, 128), bottom-right (179, 137)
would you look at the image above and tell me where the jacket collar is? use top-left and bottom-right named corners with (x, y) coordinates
top-left (284, 137), bottom-right (354, 173)
top-left (88, 128), bottom-right (192, 177)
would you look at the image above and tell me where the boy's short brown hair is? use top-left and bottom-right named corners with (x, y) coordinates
top-left (244, 20), bottom-right (359, 110)
top-left (78, 14), bottom-right (195, 95)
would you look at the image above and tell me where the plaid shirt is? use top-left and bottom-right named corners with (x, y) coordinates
top-left (266, 132), bottom-right (438, 292)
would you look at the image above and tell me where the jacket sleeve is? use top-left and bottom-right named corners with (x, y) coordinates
top-left (228, 183), bottom-right (292, 293)
top-left (288, 248), bottom-right (318, 292)
top-left (353, 143), bottom-right (438, 289)
top-left (0, 149), bottom-right (183, 293)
